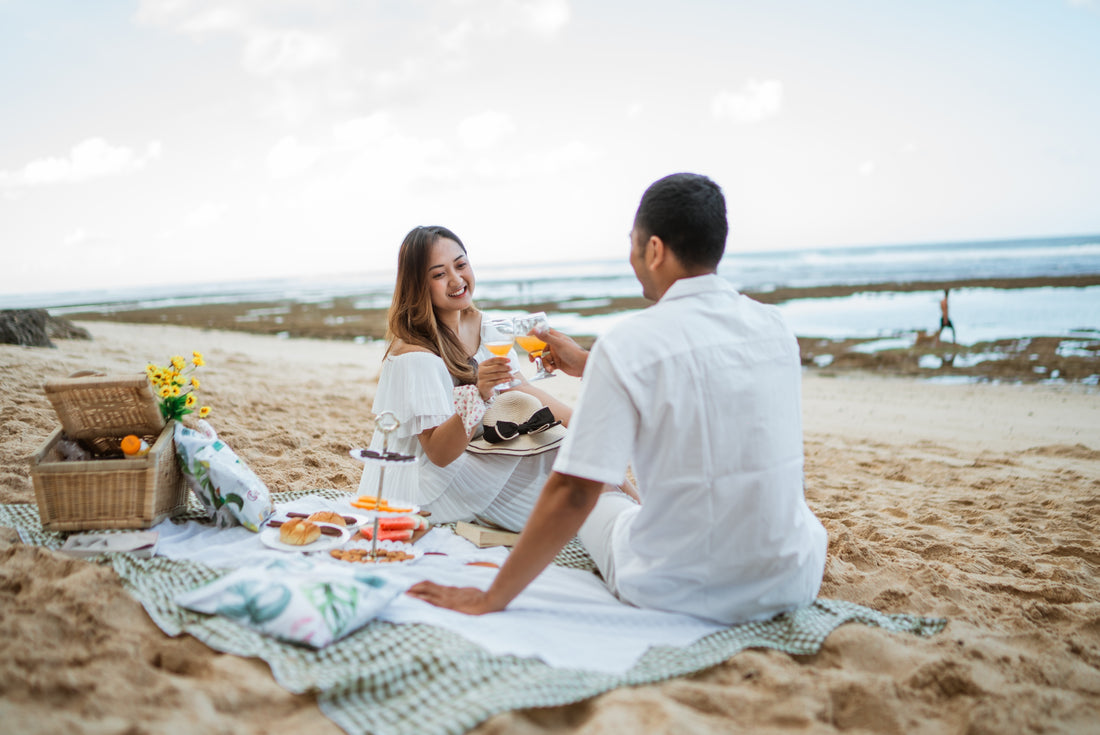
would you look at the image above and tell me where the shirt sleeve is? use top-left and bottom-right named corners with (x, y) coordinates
top-left (551, 340), bottom-right (638, 486)
top-left (371, 353), bottom-right (454, 439)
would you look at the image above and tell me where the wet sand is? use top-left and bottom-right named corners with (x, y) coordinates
top-left (54, 274), bottom-right (1100, 384)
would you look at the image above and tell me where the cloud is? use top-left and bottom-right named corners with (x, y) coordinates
top-left (267, 135), bottom-right (321, 178)
top-left (858, 160), bottom-right (876, 176)
top-left (176, 6), bottom-right (250, 33)
top-left (0, 138), bottom-right (162, 188)
top-left (711, 79), bottom-right (784, 124)
top-left (517, 0), bottom-right (571, 37)
top-left (137, 1), bottom-right (569, 88)
top-left (260, 112), bottom-right (439, 187)
top-left (458, 111), bottom-right (516, 150)
top-left (471, 139), bottom-right (599, 178)
top-left (184, 201), bottom-right (227, 228)
top-left (137, 0), bottom-right (340, 77)
top-left (259, 106), bottom-right (595, 204)
top-left (136, 0), bottom-right (251, 34)
top-left (448, 0), bottom-right (571, 42)
top-left (242, 29), bottom-right (340, 76)
top-left (331, 112), bottom-right (392, 149)
top-left (438, 19), bottom-right (476, 52)
top-left (263, 114), bottom-right (454, 188)
top-left (63, 228), bottom-right (89, 247)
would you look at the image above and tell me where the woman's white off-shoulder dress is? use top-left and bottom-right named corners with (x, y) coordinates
top-left (356, 335), bottom-right (558, 532)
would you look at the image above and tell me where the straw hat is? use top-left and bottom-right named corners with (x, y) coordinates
top-left (466, 391), bottom-right (566, 456)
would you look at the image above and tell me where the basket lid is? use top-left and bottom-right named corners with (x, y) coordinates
top-left (43, 373), bottom-right (165, 439)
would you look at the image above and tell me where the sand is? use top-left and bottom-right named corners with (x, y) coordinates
top-left (2, 321), bottom-right (1099, 734)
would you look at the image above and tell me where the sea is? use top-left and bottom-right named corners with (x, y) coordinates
top-left (6, 234), bottom-right (1100, 346)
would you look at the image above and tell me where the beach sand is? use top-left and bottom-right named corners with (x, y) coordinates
top-left (2, 322), bottom-right (1099, 733)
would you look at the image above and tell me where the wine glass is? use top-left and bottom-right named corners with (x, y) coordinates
top-left (482, 318), bottom-right (521, 391)
top-left (513, 312), bottom-right (554, 381)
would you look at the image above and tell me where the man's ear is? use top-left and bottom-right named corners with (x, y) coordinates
top-left (647, 235), bottom-right (666, 270)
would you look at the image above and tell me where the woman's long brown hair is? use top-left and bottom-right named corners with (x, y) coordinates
top-left (385, 226), bottom-right (478, 384)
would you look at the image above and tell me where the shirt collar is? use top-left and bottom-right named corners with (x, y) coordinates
top-left (657, 273), bottom-right (734, 304)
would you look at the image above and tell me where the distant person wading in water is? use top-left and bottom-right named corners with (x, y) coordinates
top-left (937, 288), bottom-right (956, 344)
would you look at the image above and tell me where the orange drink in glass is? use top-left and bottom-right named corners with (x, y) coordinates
top-left (515, 335), bottom-right (547, 354)
top-left (482, 318), bottom-right (520, 391)
top-left (513, 312), bottom-right (554, 381)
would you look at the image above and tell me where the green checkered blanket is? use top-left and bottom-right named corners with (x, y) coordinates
top-left (0, 491), bottom-right (946, 735)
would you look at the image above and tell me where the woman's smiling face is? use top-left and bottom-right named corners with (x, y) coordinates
top-left (426, 237), bottom-right (475, 314)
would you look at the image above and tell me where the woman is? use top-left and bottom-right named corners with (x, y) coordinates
top-left (356, 225), bottom-right (574, 532)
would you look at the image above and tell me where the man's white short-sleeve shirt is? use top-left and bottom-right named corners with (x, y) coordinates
top-left (553, 274), bottom-right (827, 624)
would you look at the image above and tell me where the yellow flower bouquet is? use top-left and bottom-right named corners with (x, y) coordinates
top-left (146, 351), bottom-right (211, 422)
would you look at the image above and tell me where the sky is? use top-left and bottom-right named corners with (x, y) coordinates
top-left (2, 0), bottom-right (1099, 297)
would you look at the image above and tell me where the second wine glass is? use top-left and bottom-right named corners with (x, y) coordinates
top-left (513, 312), bottom-right (554, 381)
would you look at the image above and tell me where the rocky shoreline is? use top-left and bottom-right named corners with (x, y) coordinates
top-left (51, 274), bottom-right (1100, 385)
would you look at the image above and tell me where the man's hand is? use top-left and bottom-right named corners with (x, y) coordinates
top-left (407, 472), bottom-right (602, 617)
top-left (405, 581), bottom-right (501, 614)
top-left (535, 328), bottom-right (588, 378)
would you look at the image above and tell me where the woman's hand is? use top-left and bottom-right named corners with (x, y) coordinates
top-left (476, 356), bottom-right (514, 401)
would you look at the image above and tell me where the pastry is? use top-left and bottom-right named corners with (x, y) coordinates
top-left (306, 510), bottom-right (347, 527)
top-left (279, 518), bottom-right (321, 546)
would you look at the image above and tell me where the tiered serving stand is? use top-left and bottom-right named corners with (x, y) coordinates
top-left (349, 411), bottom-right (416, 559)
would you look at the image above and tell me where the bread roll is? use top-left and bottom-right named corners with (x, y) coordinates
top-left (280, 518), bottom-right (321, 546)
top-left (306, 510), bottom-right (347, 527)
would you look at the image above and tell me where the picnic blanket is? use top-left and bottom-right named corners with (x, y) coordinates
top-left (0, 489), bottom-right (948, 735)
top-left (154, 492), bottom-right (734, 673)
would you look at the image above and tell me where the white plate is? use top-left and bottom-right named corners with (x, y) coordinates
top-left (355, 506), bottom-right (422, 520)
top-left (260, 524), bottom-right (350, 553)
top-left (341, 513), bottom-right (370, 530)
top-left (349, 498), bottom-right (421, 517)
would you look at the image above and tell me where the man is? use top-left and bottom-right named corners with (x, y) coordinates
top-left (408, 173), bottom-right (827, 624)
top-left (937, 288), bottom-right (956, 344)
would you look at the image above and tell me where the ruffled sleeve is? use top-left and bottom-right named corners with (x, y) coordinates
top-left (371, 353), bottom-right (454, 439)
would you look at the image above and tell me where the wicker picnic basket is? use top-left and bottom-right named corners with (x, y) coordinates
top-left (30, 372), bottom-right (189, 531)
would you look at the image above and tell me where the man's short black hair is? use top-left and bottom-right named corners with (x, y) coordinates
top-left (633, 173), bottom-right (727, 271)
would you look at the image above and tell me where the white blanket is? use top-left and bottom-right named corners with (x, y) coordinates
top-left (154, 494), bottom-right (726, 674)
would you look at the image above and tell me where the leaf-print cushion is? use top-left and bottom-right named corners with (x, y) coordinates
top-left (176, 557), bottom-right (403, 648)
top-left (174, 420), bottom-right (275, 532)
